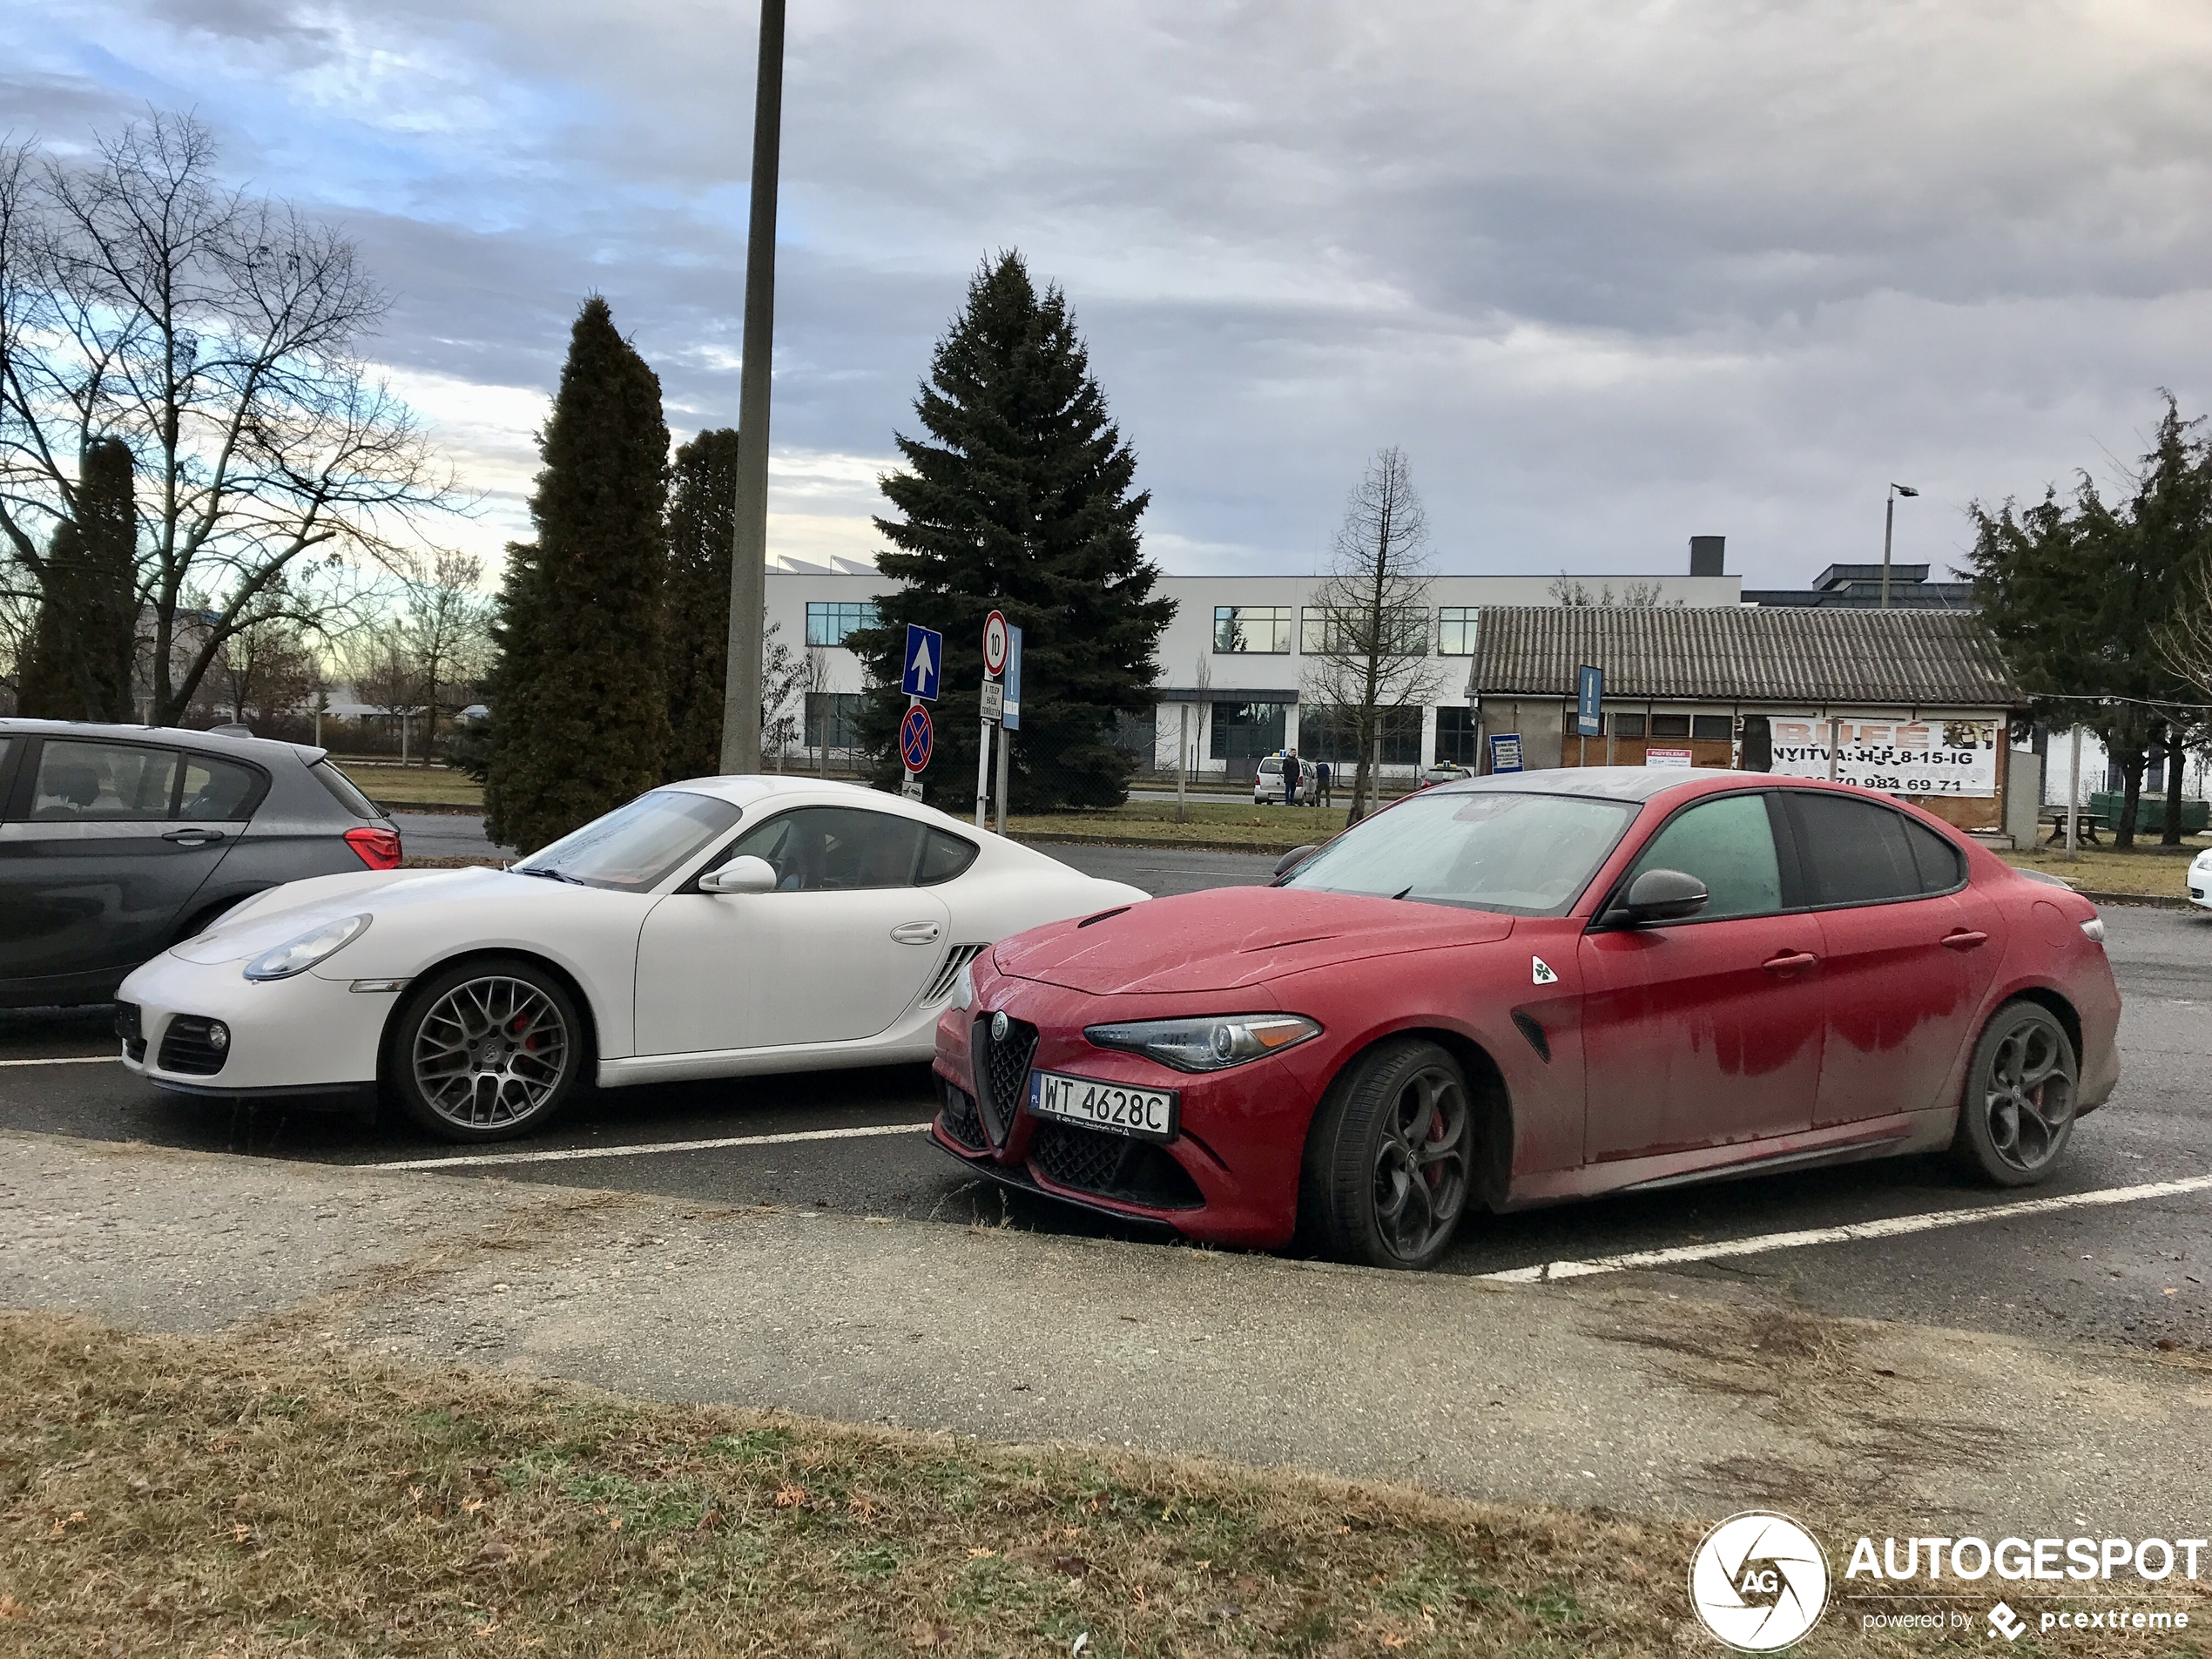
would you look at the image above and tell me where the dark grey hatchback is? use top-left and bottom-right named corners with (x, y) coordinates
top-left (0, 720), bottom-right (401, 1008)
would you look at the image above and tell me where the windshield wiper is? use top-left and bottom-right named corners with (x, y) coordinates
top-left (516, 866), bottom-right (587, 885)
top-left (1391, 884), bottom-right (1416, 900)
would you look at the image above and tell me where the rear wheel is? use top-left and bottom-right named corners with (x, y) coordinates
top-left (387, 956), bottom-right (586, 1143)
top-left (1300, 1038), bottom-right (1472, 1270)
top-left (1950, 1001), bottom-right (2077, 1187)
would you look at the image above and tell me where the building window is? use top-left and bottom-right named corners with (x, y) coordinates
top-left (1690, 715), bottom-right (1734, 741)
top-left (1209, 699), bottom-right (1289, 759)
top-left (1649, 713), bottom-right (1692, 739)
top-left (805, 601), bottom-right (880, 648)
top-left (1437, 608), bottom-right (1477, 656)
top-left (1435, 706), bottom-right (1480, 765)
top-left (806, 692), bottom-right (863, 750)
top-left (1299, 606), bottom-right (1429, 656)
top-left (1299, 704), bottom-right (1422, 766)
top-left (1212, 605), bottom-right (1291, 654)
top-left (1609, 713), bottom-right (1646, 738)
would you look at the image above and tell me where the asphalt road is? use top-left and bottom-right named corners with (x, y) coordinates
top-left (4, 843), bottom-right (2207, 1353)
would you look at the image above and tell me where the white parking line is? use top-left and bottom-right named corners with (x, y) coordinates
top-left (1483, 1172), bottom-right (2212, 1283)
top-left (361, 1120), bottom-right (934, 1172)
top-left (0, 1055), bottom-right (116, 1068)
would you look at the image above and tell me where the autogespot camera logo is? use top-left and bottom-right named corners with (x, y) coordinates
top-left (1689, 1511), bottom-right (1831, 1651)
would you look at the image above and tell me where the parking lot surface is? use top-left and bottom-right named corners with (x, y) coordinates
top-left (3, 842), bottom-right (2205, 1354)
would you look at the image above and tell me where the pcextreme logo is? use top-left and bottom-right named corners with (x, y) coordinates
top-left (1688, 1511), bottom-right (1831, 1652)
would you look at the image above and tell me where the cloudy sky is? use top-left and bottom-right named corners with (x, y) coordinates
top-left (8, 0), bottom-right (2211, 587)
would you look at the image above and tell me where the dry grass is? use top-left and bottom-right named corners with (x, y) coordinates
top-left (1999, 833), bottom-right (2209, 899)
top-left (333, 762), bottom-right (484, 811)
top-left (0, 1312), bottom-right (2004, 1658)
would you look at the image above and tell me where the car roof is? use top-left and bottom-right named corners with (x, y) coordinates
top-left (0, 717), bottom-right (324, 766)
top-left (659, 772), bottom-right (1025, 844)
top-left (1424, 765), bottom-right (1737, 804)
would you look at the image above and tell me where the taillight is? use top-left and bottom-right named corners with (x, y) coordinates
top-left (344, 826), bottom-right (402, 870)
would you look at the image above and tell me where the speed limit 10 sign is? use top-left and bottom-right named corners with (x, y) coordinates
top-left (983, 610), bottom-right (1008, 677)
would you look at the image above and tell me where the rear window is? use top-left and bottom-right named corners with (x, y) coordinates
top-left (313, 760), bottom-right (381, 820)
top-left (917, 827), bottom-right (979, 885)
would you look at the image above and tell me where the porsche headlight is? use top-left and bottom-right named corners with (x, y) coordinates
top-left (1083, 1013), bottom-right (1320, 1073)
top-left (952, 959), bottom-right (978, 1011)
top-left (244, 914), bottom-right (372, 981)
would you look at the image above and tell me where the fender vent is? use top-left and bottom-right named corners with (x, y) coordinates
top-left (921, 943), bottom-right (988, 1006)
top-left (1511, 1009), bottom-right (1552, 1064)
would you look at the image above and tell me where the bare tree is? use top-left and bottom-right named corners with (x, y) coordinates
top-left (1301, 447), bottom-right (1442, 820)
top-left (0, 114), bottom-right (463, 727)
top-left (196, 609), bottom-right (320, 731)
top-left (1548, 574), bottom-right (1676, 607)
top-left (760, 620), bottom-right (806, 772)
top-left (391, 550), bottom-right (490, 763)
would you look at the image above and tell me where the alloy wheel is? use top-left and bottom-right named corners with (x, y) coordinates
top-left (411, 974), bottom-right (571, 1131)
top-left (1370, 1063), bottom-right (1470, 1262)
top-left (1979, 1012), bottom-right (2074, 1177)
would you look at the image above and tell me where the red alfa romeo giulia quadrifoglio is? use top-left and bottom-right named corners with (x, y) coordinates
top-left (930, 769), bottom-right (2120, 1270)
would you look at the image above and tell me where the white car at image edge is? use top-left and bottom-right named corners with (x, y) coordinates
top-left (117, 776), bottom-right (1148, 1142)
top-left (2192, 845), bottom-right (2211, 911)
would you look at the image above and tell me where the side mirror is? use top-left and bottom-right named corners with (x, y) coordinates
top-left (698, 854), bottom-right (779, 895)
top-left (1273, 844), bottom-right (1322, 880)
top-left (1605, 867), bottom-right (1710, 927)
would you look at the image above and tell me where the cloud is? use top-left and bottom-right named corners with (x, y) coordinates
top-left (8, 0), bottom-right (2212, 586)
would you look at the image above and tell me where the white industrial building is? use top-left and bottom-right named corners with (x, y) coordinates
top-left (765, 558), bottom-right (1740, 779)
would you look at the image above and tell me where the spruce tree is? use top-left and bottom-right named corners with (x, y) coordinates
top-left (850, 253), bottom-right (1173, 810)
top-left (661, 428), bottom-right (740, 780)
top-left (19, 438), bottom-right (138, 721)
top-left (483, 297), bottom-right (671, 853)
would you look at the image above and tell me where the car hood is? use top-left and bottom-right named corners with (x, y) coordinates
top-left (169, 867), bottom-right (537, 964)
top-left (993, 886), bottom-right (1517, 995)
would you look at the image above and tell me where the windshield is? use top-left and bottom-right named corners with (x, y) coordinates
top-left (513, 790), bottom-right (742, 892)
top-left (1280, 790), bottom-right (1637, 915)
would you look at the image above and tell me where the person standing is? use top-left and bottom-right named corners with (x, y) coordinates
top-left (1316, 758), bottom-right (1332, 808)
top-left (1284, 747), bottom-right (1300, 806)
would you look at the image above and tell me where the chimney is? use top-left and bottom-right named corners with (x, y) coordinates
top-left (1689, 536), bottom-right (1725, 577)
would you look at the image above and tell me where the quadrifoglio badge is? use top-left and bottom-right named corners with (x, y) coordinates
top-left (1689, 1514), bottom-right (2204, 1650)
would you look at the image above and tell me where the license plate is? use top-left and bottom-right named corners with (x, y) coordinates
top-left (1028, 1069), bottom-right (1178, 1141)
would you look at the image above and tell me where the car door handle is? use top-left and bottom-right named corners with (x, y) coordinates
top-left (1940, 930), bottom-right (1989, 951)
top-left (162, 829), bottom-right (226, 846)
top-left (1762, 950), bottom-right (1819, 973)
top-left (890, 921), bottom-right (942, 946)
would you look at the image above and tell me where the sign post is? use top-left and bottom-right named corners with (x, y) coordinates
top-left (977, 610), bottom-right (1008, 828)
top-left (994, 625), bottom-right (1021, 833)
top-left (1575, 664), bottom-right (1602, 768)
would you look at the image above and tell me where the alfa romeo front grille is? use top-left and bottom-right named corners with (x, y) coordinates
top-left (1028, 1120), bottom-right (1204, 1210)
top-left (156, 1015), bottom-right (226, 1076)
top-left (971, 1013), bottom-right (1038, 1147)
top-left (938, 1080), bottom-right (987, 1150)
top-left (921, 943), bottom-right (988, 1006)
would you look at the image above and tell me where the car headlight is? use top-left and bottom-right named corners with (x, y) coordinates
top-left (952, 959), bottom-right (978, 1011)
top-left (244, 914), bottom-right (372, 981)
top-left (1083, 1013), bottom-right (1321, 1073)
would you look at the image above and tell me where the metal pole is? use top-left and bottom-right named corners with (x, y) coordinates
top-left (975, 719), bottom-right (992, 828)
top-left (718, 0), bottom-right (786, 776)
top-left (1177, 704), bottom-right (1189, 822)
top-left (2066, 725), bottom-right (2081, 862)
top-left (1827, 716), bottom-right (1841, 781)
top-left (995, 725), bottom-right (1009, 834)
top-left (1881, 492), bottom-right (1895, 610)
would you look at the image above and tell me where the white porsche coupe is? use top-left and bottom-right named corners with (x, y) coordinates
top-left (116, 777), bottom-right (1147, 1141)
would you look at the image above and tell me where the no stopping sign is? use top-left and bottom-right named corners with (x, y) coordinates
top-left (899, 705), bottom-right (934, 772)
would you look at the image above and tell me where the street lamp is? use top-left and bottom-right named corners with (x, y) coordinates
top-left (1881, 482), bottom-right (1919, 610)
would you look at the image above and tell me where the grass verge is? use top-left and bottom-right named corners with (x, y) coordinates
top-left (1997, 835), bottom-right (2209, 899)
top-left (1009, 799), bottom-right (1345, 852)
top-left (0, 1311), bottom-right (1986, 1658)
top-left (333, 760), bottom-right (484, 811)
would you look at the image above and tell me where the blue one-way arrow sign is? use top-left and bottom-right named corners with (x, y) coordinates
top-left (900, 624), bottom-right (943, 700)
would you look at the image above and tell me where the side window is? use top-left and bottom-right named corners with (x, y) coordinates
top-left (1627, 793), bottom-right (1782, 920)
top-left (30, 741), bottom-right (179, 822)
top-left (724, 807), bottom-right (926, 891)
top-left (917, 827), bottom-right (979, 886)
top-left (179, 756), bottom-right (264, 820)
top-left (1787, 792), bottom-right (1923, 907)
top-left (312, 759), bottom-right (380, 820)
top-left (1900, 814), bottom-right (1966, 894)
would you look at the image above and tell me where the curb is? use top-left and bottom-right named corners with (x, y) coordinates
top-left (2077, 890), bottom-right (2199, 911)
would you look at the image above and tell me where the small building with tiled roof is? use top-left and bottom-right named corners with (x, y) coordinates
top-left (1462, 605), bottom-right (2032, 836)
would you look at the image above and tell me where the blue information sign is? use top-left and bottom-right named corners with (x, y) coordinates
top-left (1576, 664), bottom-right (1602, 739)
top-left (1001, 625), bottom-right (1022, 732)
top-left (1489, 733), bottom-right (1524, 774)
top-left (898, 705), bottom-right (934, 772)
top-left (900, 624), bottom-right (942, 701)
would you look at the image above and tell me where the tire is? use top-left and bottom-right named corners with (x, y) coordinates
top-left (386, 956), bottom-right (587, 1143)
top-left (1300, 1038), bottom-right (1474, 1270)
top-left (1949, 1000), bottom-right (2078, 1187)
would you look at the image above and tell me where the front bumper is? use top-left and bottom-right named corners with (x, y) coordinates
top-left (930, 979), bottom-right (1322, 1250)
top-left (117, 948), bottom-right (392, 1098)
top-left (2189, 865), bottom-right (2210, 909)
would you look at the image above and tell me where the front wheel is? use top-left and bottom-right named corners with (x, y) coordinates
top-left (1950, 1001), bottom-right (2077, 1187)
top-left (1300, 1038), bottom-right (1473, 1270)
top-left (387, 956), bottom-right (587, 1143)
